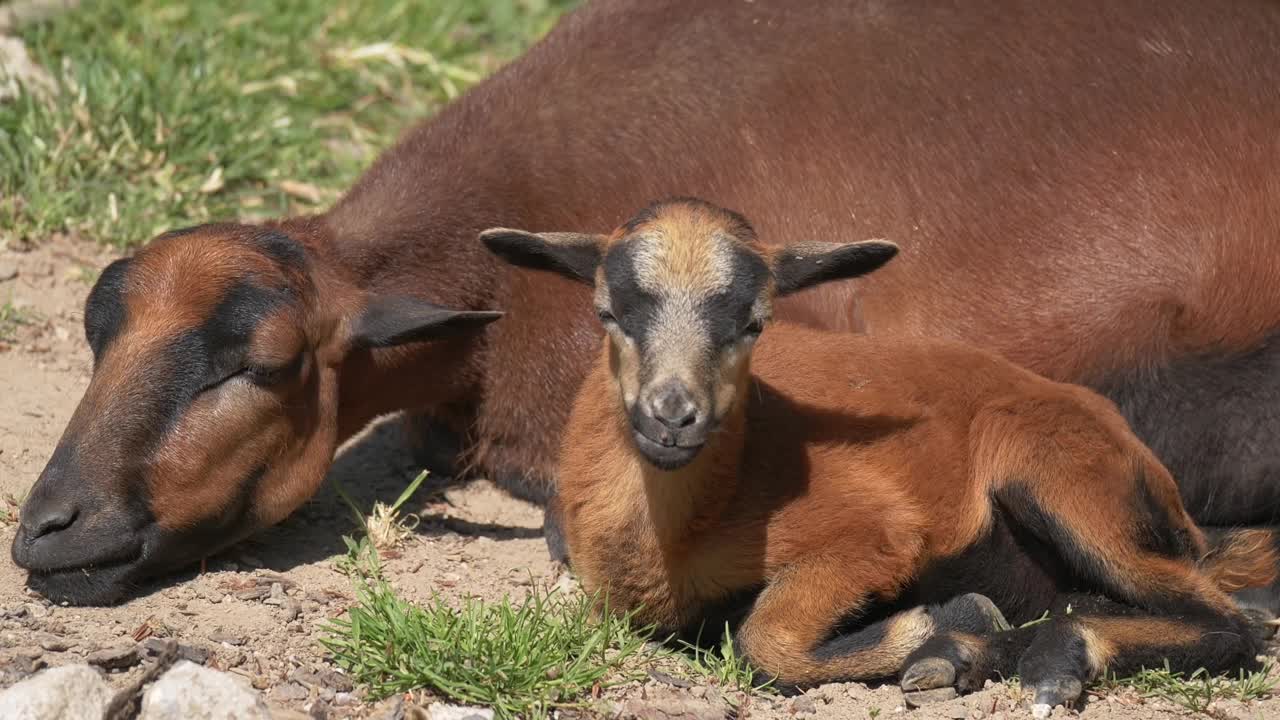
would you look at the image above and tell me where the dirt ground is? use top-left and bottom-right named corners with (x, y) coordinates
top-left (1, 238), bottom-right (1278, 720)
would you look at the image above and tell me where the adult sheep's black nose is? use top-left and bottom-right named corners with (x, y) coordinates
top-left (19, 503), bottom-right (78, 541)
top-left (11, 497), bottom-right (80, 569)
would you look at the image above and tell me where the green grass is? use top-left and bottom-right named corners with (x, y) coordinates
top-left (0, 300), bottom-right (36, 341)
top-left (676, 621), bottom-right (774, 694)
top-left (1010, 605), bottom-right (1275, 715)
top-left (320, 470), bottom-right (775, 717)
top-left (1098, 659), bottom-right (1277, 715)
top-left (0, 0), bottom-right (578, 247)
top-left (321, 537), bottom-right (653, 720)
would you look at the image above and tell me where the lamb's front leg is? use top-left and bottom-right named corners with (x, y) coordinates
top-left (733, 563), bottom-right (1009, 688)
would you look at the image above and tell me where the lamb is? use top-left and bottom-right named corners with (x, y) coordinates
top-left (480, 197), bottom-right (1276, 707)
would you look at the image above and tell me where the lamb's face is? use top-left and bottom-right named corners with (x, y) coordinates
top-left (479, 197), bottom-right (899, 472)
top-left (594, 202), bottom-right (772, 470)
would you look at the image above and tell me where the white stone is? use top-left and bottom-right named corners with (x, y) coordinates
top-left (139, 660), bottom-right (271, 719)
top-left (0, 664), bottom-right (112, 720)
top-left (428, 703), bottom-right (496, 720)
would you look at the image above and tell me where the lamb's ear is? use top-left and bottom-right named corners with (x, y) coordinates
top-left (350, 296), bottom-right (503, 349)
top-left (480, 228), bottom-right (604, 285)
top-left (771, 240), bottom-right (899, 296)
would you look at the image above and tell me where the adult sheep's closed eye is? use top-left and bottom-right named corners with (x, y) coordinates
top-left (481, 198), bottom-right (1278, 707)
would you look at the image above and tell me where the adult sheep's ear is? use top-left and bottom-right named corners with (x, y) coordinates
top-left (480, 228), bottom-right (604, 286)
top-left (350, 296), bottom-right (503, 349)
top-left (771, 240), bottom-right (899, 296)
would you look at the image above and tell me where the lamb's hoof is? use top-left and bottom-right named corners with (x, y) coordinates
top-left (901, 657), bottom-right (956, 692)
top-left (903, 687), bottom-right (959, 707)
top-left (1030, 676), bottom-right (1083, 709)
top-left (935, 592), bottom-right (1012, 634)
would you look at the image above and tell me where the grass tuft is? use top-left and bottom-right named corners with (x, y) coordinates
top-left (0, 300), bottom-right (36, 342)
top-left (332, 468), bottom-right (429, 553)
top-left (677, 621), bottom-right (774, 694)
top-left (0, 0), bottom-right (578, 246)
top-left (1098, 658), bottom-right (1277, 715)
top-left (322, 537), bottom-right (653, 719)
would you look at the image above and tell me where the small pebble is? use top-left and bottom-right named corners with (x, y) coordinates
top-left (289, 668), bottom-right (324, 687)
top-left (320, 669), bottom-right (354, 693)
top-left (790, 696), bottom-right (818, 715)
top-left (0, 606), bottom-right (28, 621)
top-left (141, 637), bottom-right (211, 665)
top-left (22, 603), bottom-right (50, 619)
top-left (87, 643), bottom-right (141, 671)
top-left (12, 648), bottom-right (46, 674)
top-left (646, 669), bottom-right (692, 689)
top-left (272, 682), bottom-right (310, 702)
top-left (0, 264), bottom-right (17, 282)
top-left (35, 634), bottom-right (70, 652)
top-left (1030, 704), bottom-right (1052, 720)
top-left (210, 630), bottom-right (246, 646)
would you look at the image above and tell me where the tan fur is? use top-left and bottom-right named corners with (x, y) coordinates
top-left (1075, 617), bottom-right (1206, 676)
top-left (1201, 529), bottom-right (1280, 593)
top-left (629, 205), bottom-right (741, 295)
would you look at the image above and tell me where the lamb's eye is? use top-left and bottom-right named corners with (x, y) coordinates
top-left (742, 319), bottom-right (764, 337)
top-left (597, 309), bottom-right (617, 325)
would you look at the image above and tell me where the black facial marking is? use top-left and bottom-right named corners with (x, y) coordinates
top-left (602, 243), bottom-right (660, 346)
top-left (84, 257), bottom-right (133, 362)
top-left (603, 240), bottom-right (768, 351)
top-left (251, 229), bottom-right (308, 271)
top-left (703, 247), bottom-right (769, 348)
top-left (142, 281), bottom-right (294, 451)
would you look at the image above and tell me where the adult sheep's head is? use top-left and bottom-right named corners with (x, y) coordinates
top-left (11, 222), bottom-right (501, 605)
